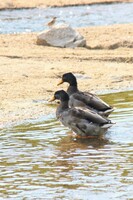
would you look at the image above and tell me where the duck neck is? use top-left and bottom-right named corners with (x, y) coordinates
top-left (60, 100), bottom-right (69, 110)
top-left (56, 100), bottom-right (69, 118)
top-left (67, 82), bottom-right (78, 96)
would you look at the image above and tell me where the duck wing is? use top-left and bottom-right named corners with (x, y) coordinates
top-left (71, 91), bottom-right (112, 111)
top-left (75, 107), bottom-right (111, 124)
top-left (62, 107), bottom-right (111, 125)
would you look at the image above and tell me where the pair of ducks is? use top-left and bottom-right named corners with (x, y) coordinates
top-left (50, 73), bottom-right (114, 138)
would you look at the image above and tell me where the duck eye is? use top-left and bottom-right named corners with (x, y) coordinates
top-left (55, 93), bottom-right (59, 99)
top-left (63, 75), bottom-right (67, 81)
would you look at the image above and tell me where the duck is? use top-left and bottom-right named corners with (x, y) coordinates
top-left (49, 90), bottom-right (113, 137)
top-left (57, 72), bottom-right (114, 117)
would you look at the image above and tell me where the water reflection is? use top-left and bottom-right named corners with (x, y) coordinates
top-left (0, 90), bottom-right (133, 199)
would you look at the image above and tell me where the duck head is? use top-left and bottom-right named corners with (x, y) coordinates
top-left (57, 72), bottom-right (77, 86)
top-left (49, 90), bottom-right (69, 102)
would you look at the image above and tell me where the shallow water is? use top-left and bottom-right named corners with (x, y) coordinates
top-left (0, 90), bottom-right (133, 199)
top-left (0, 2), bottom-right (133, 34)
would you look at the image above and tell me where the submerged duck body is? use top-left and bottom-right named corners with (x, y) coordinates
top-left (50, 90), bottom-right (113, 137)
top-left (58, 72), bottom-right (114, 117)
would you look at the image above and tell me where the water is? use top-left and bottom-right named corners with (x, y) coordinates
top-left (0, 90), bottom-right (133, 199)
top-left (0, 3), bottom-right (133, 34)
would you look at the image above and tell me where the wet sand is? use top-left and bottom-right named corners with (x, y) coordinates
top-left (0, 23), bottom-right (133, 128)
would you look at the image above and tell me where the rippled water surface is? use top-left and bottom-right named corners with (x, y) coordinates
top-left (0, 3), bottom-right (133, 33)
top-left (0, 90), bottom-right (133, 199)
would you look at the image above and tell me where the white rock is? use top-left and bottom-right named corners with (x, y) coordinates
top-left (37, 24), bottom-right (86, 48)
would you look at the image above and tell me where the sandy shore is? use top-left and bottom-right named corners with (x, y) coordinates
top-left (0, 23), bottom-right (133, 128)
top-left (0, 0), bottom-right (133, 9)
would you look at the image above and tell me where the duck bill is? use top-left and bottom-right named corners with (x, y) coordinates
top-left (49, 96), bottom-right (55, 102)
top-left (57, 79), bottom-right (64, 86)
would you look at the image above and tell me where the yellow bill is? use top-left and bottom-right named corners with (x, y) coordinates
top-left (49, 96), bottom-right (55, 102)
top-left (57, 79), bottom-right (64, 86)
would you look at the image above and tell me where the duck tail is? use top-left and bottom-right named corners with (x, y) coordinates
top-left (101, 119), bottom-right (116, 129)
top-left (101, 123), bottom-right (113, 129)
top-left (104, 108), bottom-right (114, 117)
